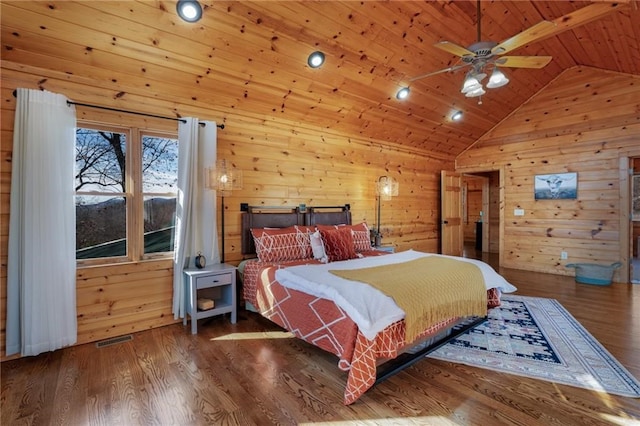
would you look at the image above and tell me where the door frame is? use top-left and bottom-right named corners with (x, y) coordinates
top-left (621, 155), bottom-right (636, 283)
top-left (453, 167), bottom-right (504, 267)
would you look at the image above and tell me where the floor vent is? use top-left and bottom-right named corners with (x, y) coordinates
top-left (96, 334), bottom-right (133, 348)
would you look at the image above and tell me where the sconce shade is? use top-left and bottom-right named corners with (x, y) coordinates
top-left (376, 176), bottom-right (399, 201)
top-left (205, 159), bottom-right (243, 195)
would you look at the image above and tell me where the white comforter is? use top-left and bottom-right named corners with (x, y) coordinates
top-left (274, 250), bottom-right (517, 340)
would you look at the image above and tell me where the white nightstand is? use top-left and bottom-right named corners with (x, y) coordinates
top-left (374, 245), bottom-right (395, 253)
top-left (183, 263), bottom-right (237, 334)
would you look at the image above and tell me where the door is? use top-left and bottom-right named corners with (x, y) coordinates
top-left (441, 170), bottom-right (463, 256)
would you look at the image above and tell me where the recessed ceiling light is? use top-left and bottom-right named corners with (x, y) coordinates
top-left (176, 0), bottom-right (203, 23)
top-left (396, 87), bottom-right (410, 100)
top-left (452, 110), bottom-right (463, 121)
top-left (307, 51), bottom-right (325, 68)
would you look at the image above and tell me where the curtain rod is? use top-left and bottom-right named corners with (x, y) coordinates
top-left (12, 89), bottom-right (225, 129)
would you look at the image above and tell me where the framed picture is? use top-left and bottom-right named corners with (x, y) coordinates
top-left (534, 172), bottom-right (578, 200)
top-left (633, 174), bottom-right (640, 221)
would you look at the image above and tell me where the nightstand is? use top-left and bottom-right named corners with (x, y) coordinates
top-left (183, 263), bottom-right (237, 334)
top-left (374, 245), bottom-right (395, 253)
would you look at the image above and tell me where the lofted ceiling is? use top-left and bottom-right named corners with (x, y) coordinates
top-left (1, 1), bottom-right (639, 159)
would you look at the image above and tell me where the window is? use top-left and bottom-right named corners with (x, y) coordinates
top-left (75, 124), bottom-right (178, 263)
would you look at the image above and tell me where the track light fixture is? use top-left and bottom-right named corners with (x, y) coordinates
top-left (176, 0), bottom-right (203, 23)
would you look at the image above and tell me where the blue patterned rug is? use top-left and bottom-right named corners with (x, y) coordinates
top-left (427, 295), bottom-right (640, 398)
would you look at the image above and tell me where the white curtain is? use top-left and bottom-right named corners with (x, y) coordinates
top-left (172, 119), bottom-right (219, 319)
top-left (6, 89), bottom-right (78, 356)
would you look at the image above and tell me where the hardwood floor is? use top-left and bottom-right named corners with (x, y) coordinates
top-left (2, 250), bottom-right (639, 425)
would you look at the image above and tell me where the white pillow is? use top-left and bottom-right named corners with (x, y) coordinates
top-left (310, 230), bottom-right (328, 263)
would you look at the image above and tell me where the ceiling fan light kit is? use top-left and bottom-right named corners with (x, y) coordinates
top-left (461, 73), bottom-right (482, 94)
top-left (465, 86), bottom-right (486, 98)
top-left (486, 67), bottom-right (509, 89)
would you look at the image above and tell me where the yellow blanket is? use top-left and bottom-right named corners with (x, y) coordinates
top-left (330, 256), bottom-right (487, 342)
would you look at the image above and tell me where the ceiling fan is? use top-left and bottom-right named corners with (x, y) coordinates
top-left (401, 1), bottom-right (627, 100)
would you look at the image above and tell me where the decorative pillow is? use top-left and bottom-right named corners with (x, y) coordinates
top-left (251, 226), bottom-right (312, 263)
top-left (347, 222), bottom-right (372, 252)
top-left (315, 224), bottom-right (339, 231)
top-left (320, 228), bottom-right (357, 262)
top-left (309, 230), bottom-right (328, 263)
top-left (315, 223), bottom-right (371, 252)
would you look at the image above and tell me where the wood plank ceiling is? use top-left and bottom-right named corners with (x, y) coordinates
top-left (2, 1), bottom-right (639, 159)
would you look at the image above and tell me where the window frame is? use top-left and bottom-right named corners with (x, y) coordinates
top-left (75, 120), bottom-right (178, 266)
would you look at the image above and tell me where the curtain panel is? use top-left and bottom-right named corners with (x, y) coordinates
top-left (172, 119), bottom-right (219, 319)
top-left (6, 89), bottom-right (78, 356)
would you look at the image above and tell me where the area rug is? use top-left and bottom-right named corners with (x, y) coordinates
top-left (427, 295), bottom-right (640, 397)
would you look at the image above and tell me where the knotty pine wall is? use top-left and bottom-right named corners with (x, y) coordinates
top-left (0, 63), bottom-right (450, 360)
top-left (457, 66), bottom-right (640, 281)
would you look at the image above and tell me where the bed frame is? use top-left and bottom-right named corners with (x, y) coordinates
top-left (240, 204), bottom-right (351, 256)
top-left (239, 203), bottom-right (487, 394)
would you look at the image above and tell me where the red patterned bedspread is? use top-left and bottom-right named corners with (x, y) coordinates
top-left (242, 254), bottom-right (501, 405)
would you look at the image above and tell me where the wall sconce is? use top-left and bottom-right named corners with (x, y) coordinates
top-left (205, 159), bottom-right (243, 262)
top-left (373, 176), bottom-right (399, 246)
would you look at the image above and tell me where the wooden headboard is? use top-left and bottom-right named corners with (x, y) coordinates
top-left (240, 204), bottom-right (352, 256)
top-left (307, 205), bottom-right (351, 226)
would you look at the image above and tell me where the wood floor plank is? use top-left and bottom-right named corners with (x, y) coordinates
top-left (2, 248), bottom-right (639, 425)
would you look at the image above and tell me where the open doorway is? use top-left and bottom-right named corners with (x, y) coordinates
top-left (462, 171), bottom-right (500, 263)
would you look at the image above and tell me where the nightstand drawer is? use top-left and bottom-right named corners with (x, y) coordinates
top-left (196, 273), bottom-right (232, 288)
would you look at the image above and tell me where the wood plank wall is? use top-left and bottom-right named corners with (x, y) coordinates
top-left (0, 62), bottom-right (450, 361)
top-left (457, 66), bottom-right (640, 280)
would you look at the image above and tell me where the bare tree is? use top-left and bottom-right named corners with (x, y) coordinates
top-left (75, 129), bottom-right (126, 192)
top-left (75, 129), bottom-right (177, 193)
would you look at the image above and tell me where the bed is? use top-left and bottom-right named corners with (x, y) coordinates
top-left (239, 204), bottom-right (517, 404)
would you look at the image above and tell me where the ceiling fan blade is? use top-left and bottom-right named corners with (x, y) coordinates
top-left (408, 64), bottom-right (470, 82)
top-left (495, 56), bottom-right (553, 69)
top-left (491, 21), bottom-right (557, 55)
top-left (492, 2), bottom-right (628, 55)
top-left (434, 41), bottom-right (475, 58)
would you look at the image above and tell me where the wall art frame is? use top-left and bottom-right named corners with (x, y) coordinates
top-left (534, 172), bottom-right (578, 200)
